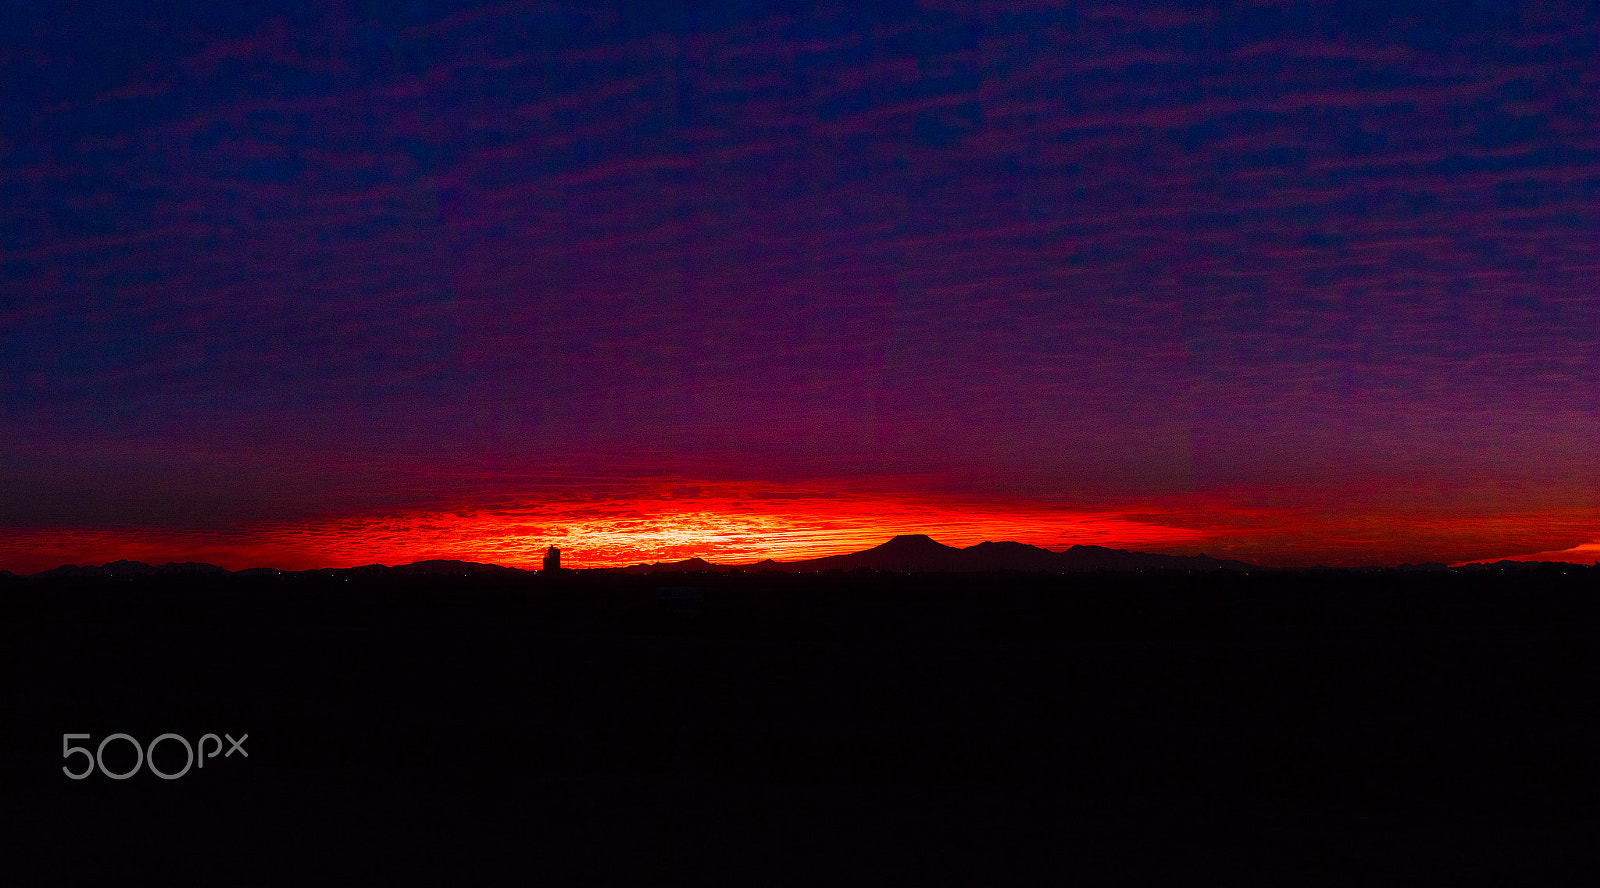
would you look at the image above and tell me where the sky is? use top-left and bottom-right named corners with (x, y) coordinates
top-left (2, 0), bottom-right (1598, 571)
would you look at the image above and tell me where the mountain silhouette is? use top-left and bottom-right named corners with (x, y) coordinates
top-left (612, 536), bottom-right (1258, 574)
top-left (775, 534), bottom-right (969, 572)
top-left (33, 559), bottom-right (157, 578)
top-left (17, 541), bottom-right (1260, 579)
top-left (962, 540), bottom-right (1066, 572)
top-left (31, 560), bottom-right (230, 578)
top-left (160, 561), bottom-right (231, 574)
top-left (616, 556), bottom-right (718, 575)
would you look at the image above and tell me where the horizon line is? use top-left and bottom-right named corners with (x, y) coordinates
top-left (8, 533), bottom-right (1598, 577)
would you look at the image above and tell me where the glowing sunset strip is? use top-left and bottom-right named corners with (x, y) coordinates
top-left (0, 496), bottom-right (1200, 572)
top-left (1, 487), bottom-right (1595, 573)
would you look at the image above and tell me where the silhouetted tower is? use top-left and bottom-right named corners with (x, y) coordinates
top-left (542, 545), bottom-right (561, 574)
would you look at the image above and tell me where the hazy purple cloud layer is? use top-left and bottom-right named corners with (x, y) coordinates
top-left (2, 1), bottom-right (1597, 563)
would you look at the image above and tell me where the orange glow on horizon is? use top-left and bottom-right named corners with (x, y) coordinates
top-left (1455, 541), bottom-right (1600, 566)
top-left (0, 494), bottom-right (1204, 573)
top-left (1, 483), bottom-right (1596, 574)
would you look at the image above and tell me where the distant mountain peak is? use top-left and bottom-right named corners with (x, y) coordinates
top-left (879, 534), bottom-right (959, 550)
top-left (965, 540), bottom-right (1052, 552)
top-left (599, 534), bottom-right (1260, 575)
top-left (19, 535), bottom-right (1262, 579)
top-left (34, 560), bottom-right (158, 578)
top-left (158, 562), bottom-right (229, 574)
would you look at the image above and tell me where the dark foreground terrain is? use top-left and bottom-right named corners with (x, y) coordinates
top-left (6, 565), bottom-right (1600, 885)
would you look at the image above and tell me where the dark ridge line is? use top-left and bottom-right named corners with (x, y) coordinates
top-left (11, 534), bottom-right (1591, 578)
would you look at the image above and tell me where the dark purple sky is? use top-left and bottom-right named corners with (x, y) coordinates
top-left (3, 1), bottom-right (1598, 570)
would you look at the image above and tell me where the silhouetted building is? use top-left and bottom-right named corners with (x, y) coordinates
top-left (542, 546), bottom-right (561, 574)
